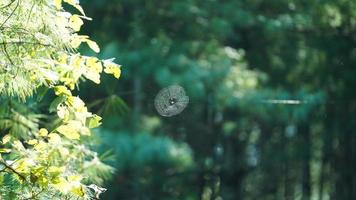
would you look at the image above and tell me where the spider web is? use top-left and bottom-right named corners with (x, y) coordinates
top-left (154, 85), bottom-right (189, 117)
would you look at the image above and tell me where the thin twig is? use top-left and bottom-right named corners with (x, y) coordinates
top-left (26, 1), bottom-right (36, 24)
top-left (0, 160), bottom-right (27, 182)
top-left (0, 0), bottom-right (15, 10)
top-left (1, 42), bottom-right (15, 65)
top-left (0, 0), bottom-right (20, 29)
top-left (23, 188), bottom-right (44, 200)
top-left (0, 41), bottom-right (53, 48)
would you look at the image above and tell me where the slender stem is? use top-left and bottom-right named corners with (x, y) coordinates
top-left (0, 41), bottom-right (53, 48)
top-left (0, 0), bottom-right (20, 29)
top-left (26, 1), bottom-right (36, 24)
top-left (0, 160), bottom-right (27, 182)
top-left (1, 42), bottom-right (15, 65)
top-left (23, 188), bottom-right (44, 200)
top-left (0, 0), bottom-right (15, 10)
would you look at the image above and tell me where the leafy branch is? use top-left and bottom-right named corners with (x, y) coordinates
top-left (0, 160), bottom-right (27, 182)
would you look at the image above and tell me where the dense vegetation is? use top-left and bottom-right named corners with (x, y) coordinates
top-left (80, 0), bottom-right (356, 200)
top-left (0, 0), bottom-right (120, 199)
top-left (1, 0), bottom-right (356, 200)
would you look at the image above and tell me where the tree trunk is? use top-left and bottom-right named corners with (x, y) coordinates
top-left (301, 125), bottom-right (311, 200)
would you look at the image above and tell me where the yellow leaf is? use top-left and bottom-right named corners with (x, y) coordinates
top-left (66, 96), bottom-right (85, 109)
top-left (63, 0), bottom-right (75, 4)
top-left (53, 177), bottom-right (70, 194)
top-left (57, 105), bottom-right (70, 121)
top-left (58, 54), bottom-right (68, 64)
top-left (84, 57), bottom-right (103, 84)
top-left (80, 126), bottom-right (91, 136)
top-left (70, 38), bottom-right (81, 49)
top-left (54, 0), bottom-right (62, 9)
top-left (58, 147), bottom-right (70, 157)
top-left (57, 124), bottom-right (80, 140)
top-left (34, 141), bottom-right (47, 151)
top-left (27, 139), bottom-right (38, 145)
top-left (68, 175), bottom-right (83, 196)
top-left (37, 176), bottom-right (49, 186)
top-left (72, 186), bottom-right (85, 197)
top-left (68, 175), bottom-right (82, 182)
top-left (48, 166), bottom-right (65, 175)
top-left (2, 134), bottom-right (11, 144)
top-left (48, 133), bottom-right (62, 144)
top-left (13, 140), bottom-right (25, 151)
top-left (86, 57), bottom-right (103, 73)
top-left (41, 69), bottom-right (59, 83)
top-left (84, 70), bottom-right (101, 84)
top-left (64, 0), bottom-right (86, 16)
top-left (86, 57), bottom-right (98, 65)
top-left (70, 55), bottom-right (84, 69)
top-left (0, 148), bottom-right (11, 153)
top-left (54, 86), bottom-right (72, 96)
top-left (38, 128), bottom-right (48, 137)
top-left (69, 15), bottom-right (84, 32)
top-left (104, 60), bottom-right (121, 79)
top-left (73, 4), bottom-right (86, 16)
top-left (87, 115), bottom-right (102, 128)
top-left (86, 40), bottom-right (100, 53)
top-left (70, 35), bottom-right (89, 49)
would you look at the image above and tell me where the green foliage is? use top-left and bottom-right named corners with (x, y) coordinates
top-left (98, 131), bottom-right (195, 199)
top-left (0, 100), bottom-right (42, 139)
top-left (80, 0), bottom-right (356, 199)
top-left (0, 0), bottom-right (121, 199)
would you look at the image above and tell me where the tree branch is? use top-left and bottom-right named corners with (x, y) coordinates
top-left (0, 41), bottom-right (53, 48)
top-left (0, 0), bottom-right (16, 10)
top-left (0, 0), bottom-right (20, 29)
top-left (0, 160), bottom-right (27, 182)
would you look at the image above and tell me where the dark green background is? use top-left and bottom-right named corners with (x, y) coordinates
top-left (78, 0), bottom-right (356, 199)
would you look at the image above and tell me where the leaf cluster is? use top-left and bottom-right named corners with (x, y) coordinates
top-left (0, 0), bottom-right (121, 199)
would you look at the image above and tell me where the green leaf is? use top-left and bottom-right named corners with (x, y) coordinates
top-left (36, 86), bottom-right (49, 102)
top-left (49, 96), bottom-right (66, 113)
top-left (86, 115), bottom-right (102, 129)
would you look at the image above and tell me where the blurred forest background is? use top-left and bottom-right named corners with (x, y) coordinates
top-left (78, 0), bottom-right (356, 199)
